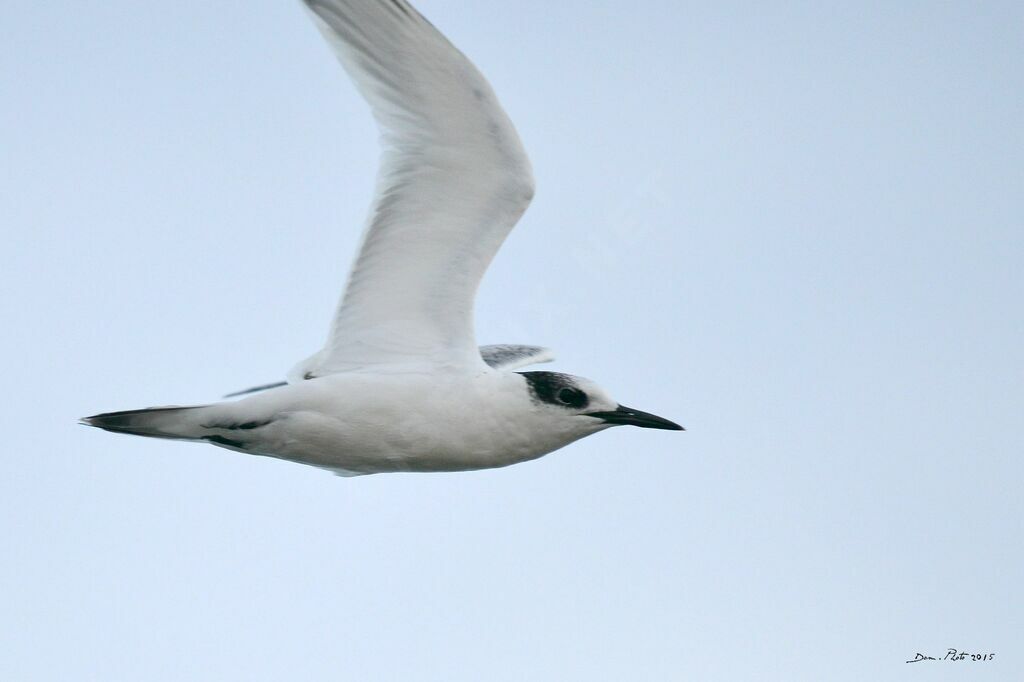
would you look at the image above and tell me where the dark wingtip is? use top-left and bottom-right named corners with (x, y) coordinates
top-left (78, 405), bottom-right (194, 438)
top-left (79, 409), bottom-right (141, 433)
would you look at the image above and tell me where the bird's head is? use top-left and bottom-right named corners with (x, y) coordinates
top-left (518, 371), bottom-right (683, 434)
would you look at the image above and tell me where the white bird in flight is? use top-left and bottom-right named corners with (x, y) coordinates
top-left (83, 0), bottom-right (682, 476)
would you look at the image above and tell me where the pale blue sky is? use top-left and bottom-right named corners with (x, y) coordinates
top-left (3, 1), bottom-right (1022, 680)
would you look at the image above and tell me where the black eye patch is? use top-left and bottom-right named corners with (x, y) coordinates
top-left (520, 371), bottom-right (590, 410)
top-left (557, 387), bottom-right (587, 408)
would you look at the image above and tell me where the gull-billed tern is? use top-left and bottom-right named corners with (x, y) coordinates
top-left (83, 0), bottom-right (683, 476)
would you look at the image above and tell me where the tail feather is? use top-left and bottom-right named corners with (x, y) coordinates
top-left (81, 406), bottom-right (211, 441)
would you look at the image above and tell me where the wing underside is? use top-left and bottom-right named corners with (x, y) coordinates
top-left (297, 0), bottom-right (535, 376)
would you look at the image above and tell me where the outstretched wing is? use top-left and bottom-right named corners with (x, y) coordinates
top-left (296, 0), bottom-right (535, 376)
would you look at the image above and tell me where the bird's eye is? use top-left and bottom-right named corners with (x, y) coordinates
top-left (557, 387), bottom-right (586, 407)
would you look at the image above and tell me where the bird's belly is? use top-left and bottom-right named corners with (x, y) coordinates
top-left (250, 409), bottom-right (577, 475)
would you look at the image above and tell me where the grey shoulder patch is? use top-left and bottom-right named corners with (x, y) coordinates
top-left (480, 344), bottom-right (555, 371)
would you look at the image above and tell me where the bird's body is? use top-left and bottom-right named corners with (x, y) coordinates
top-left (84, 0), bottom-right (682, 474)
top-left (104, 370), bottom-right (612, 476)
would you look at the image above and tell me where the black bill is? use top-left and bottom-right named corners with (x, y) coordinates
top-left (586, 404), bottom-right (684, 431)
